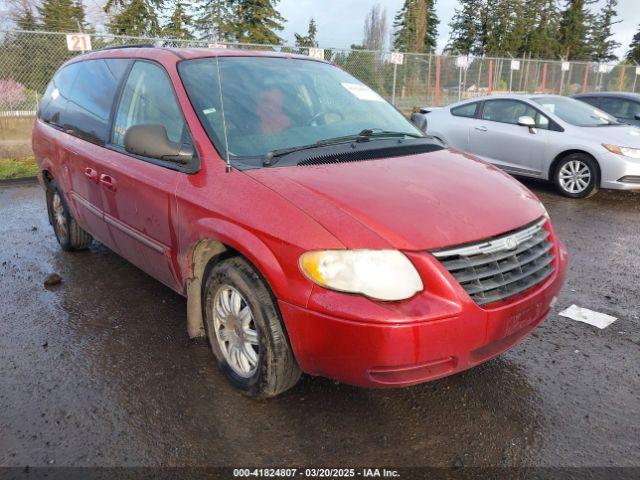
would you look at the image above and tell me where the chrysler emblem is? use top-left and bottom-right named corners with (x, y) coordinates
top-left (505, 238), bottom-right (519, 251)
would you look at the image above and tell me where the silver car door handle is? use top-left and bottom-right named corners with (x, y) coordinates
top-left (475, 126), bottom-right (488, 132)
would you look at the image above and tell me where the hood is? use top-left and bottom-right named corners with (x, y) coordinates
top-left (247, 148), bottom-right (546, 251)
top-left (586, 124), bottom-right (640, 147)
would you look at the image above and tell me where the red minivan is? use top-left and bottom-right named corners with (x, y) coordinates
top-left (33, 47), bottom-right (568, 397)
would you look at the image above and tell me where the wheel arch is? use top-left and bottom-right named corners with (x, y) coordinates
top-left (183, 221), bottom-right (294, 339)
top-left (41, 169), bottom-right (54, 189)
top-left (549, 149), bottom-right (601, 185)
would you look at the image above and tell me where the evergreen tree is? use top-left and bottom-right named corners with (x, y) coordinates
top-left (104, 0), bottom-right (162, 36)
top-left (589, 0), bottom-right (620, 62)
top-left (449, 0), bottom-right (561, 58)
top-left (485, 0), bottom-right (524, 56)
top-left (194, 0), bottom-right (234, 41)
top-left (163, 1), bottom-right (193, 39)
top-left (627, 25), bottom-right (640, 64)
top-left (448, 0), bottom-right (478, 55)
top-left (558, 0), bottom-right (592, 60)
top-left (232, 0), bottom-right (285, 44)
top-left (38, 0), bottom-right (86, 32)
top-left (294, 18), bottom-right (318, 47)
top-left (393, 0), bottom-right (439, 53)
top-left (521, 0), bottom-right (560, 58)
top-left (13, 2), bottom-right (38, 30)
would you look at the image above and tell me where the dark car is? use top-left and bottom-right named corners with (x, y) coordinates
top-left (572, 92), bottom-right (640, 126)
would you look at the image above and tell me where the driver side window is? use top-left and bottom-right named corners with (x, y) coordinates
top-left (481, 100), bottom-right (549, 129)
top-left (112, 61), bottom-right (186, 148)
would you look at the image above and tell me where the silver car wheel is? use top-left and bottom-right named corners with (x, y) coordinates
top-left (212, 285), bottom-right (259, 378)
top-left (558, 160), bottom-right (591, 194)
top-left (52, 192), bottom-right (68, 241)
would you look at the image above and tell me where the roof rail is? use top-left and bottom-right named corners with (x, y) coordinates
top-left (98, 43), bottom-right (156, 51)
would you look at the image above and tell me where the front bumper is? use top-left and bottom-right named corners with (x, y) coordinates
top-left (599, 151), bottom-right (640, 190)
top-left (280, 241), bottom-right (568, 388)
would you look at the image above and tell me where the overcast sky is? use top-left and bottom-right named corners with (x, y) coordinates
top-left (279, 0), bottom-right (639, 60)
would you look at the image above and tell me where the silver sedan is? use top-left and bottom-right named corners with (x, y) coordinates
top-left (421, 94), bottom-right (640, 198)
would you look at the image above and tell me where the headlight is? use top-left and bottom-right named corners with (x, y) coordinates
top-left (603, 144), bottom-right (640, 159)
top-left (299, 249), bottom-right (423, 301)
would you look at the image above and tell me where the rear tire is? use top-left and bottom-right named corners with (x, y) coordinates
top-left (203, 257), bottom-right (301, 398)
top-left (553, 153), bottom-right (599, 199)
top-left (46, 180), bottom-right (93, 251)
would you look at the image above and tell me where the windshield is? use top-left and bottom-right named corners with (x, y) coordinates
top-left (532, 96), bottom-right (620, 127)
top-left (178, 56), bottom-right (423, 162)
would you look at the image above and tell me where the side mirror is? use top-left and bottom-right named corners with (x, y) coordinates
top-left (517, 116), bottom-right (536, 128)
top-left (124, 124), bottom-right (194, 164)
top-left (518, 115), bottom-right (538, 134)
top-left (410, 112), bottom-right (428, 132)
top-left (634, 113), bottom-right (640, 121)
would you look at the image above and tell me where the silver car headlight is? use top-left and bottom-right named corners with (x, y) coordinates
top-left (603, 144), bottom-right (640, 159)
top-left (299, 250), bottom-right (423, 301)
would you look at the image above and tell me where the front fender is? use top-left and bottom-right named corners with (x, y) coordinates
top-left (192, 217), bottom-right (306, 303)
top-left (181, 217), bottom-right (317, 338)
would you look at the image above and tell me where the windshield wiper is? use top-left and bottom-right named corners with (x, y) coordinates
top-left (263, 129), bottom-right (423, 166)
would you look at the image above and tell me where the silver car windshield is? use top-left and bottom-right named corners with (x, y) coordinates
top-left (178, 56), bottom-right (422, 159)
top-left (532, 96), bottom-right (621, 127)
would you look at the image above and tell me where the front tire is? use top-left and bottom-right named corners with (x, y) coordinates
top-left (553, 154), bottom-right (599, 198)
top-left (46, 180), bottom-right (93, 251)
top-left (203, 257), bottom-right (301, 398)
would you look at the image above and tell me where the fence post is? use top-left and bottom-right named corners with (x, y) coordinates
top-left (508, 54), bottom-right (514, 93)
top-left (434, 56), bottom-right (441, 107)
top-left (392, 63), bottom-right (398, 105)
top-left (540, 63), bottom-right (548, 92)
top-left (633, 64), bottom-right (639, 93)
top-left (488, 59), bottom-right (493, 95)
top-left (618, 65), bottom-right (626, 91)
top-left (582, 64), bottom-right (589, 93)
top-left (458, 62), bottom-right (463, 101)
top-left (427, 54), bottom-right (432, 103)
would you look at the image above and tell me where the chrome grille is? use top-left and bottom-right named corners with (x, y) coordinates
top-left (432, 218), bottom-right (555, 306)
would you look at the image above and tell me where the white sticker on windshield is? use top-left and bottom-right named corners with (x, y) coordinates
top-left (341, 82), bottom-right (384, 102)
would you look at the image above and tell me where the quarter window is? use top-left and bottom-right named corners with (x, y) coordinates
top-left (481, 100), bottom-right (549, 129)
top-left (112, 61), bottom-right (187, 148)
top-left (451, 102), bottom-right (478, 118)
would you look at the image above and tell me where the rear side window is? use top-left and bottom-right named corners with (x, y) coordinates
top-left (112, 61), bottom-right (186, 148)
top-left (63, 59), bottom-right (129, 144)
top-left (451, 103), bottom-right (478, 118)
top-left (599, 97), bottom-right (640, 120)
top-left (577, 96), bottom-right (602, 109)
top-left (38, 62), bottom-right (80, 126)
top-left (39, 59), bottom-right (129, 145)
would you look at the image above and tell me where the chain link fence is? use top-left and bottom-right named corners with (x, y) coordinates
top-left (1, 28), bottom-right (639, 173)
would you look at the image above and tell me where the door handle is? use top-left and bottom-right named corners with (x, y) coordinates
top-left (475, 126), bottom-right (488, 132)
top-left (84, 167), bottom-right (99, 183)
top-left (99, 174), bottom-right (117, 192)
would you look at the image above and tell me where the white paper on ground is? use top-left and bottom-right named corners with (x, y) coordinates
top-left (558, 304), bottom-right (617, 329)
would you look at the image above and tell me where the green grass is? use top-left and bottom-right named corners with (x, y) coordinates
top-left (0, 156), bottom-right (38, 180)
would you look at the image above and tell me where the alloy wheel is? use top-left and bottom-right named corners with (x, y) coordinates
top-left (52, 193), bottom-right (68, 241)
top-left (558, 160), bottom-right (592, 194)
top-left (212, 285), bottom-right (260, 377)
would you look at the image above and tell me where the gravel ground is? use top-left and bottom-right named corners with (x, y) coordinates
top-left (0, 181), bottom-right (638, 469)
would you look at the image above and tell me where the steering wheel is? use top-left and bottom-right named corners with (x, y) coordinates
top-left (307, 110), bottom-right (345, 127)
